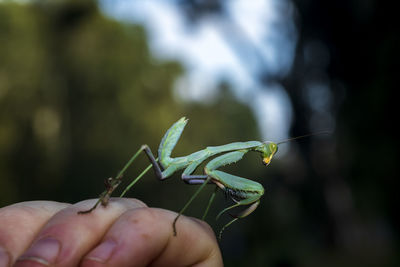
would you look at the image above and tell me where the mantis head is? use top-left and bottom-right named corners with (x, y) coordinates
top-left (256, 142), bottom-right (278, 166)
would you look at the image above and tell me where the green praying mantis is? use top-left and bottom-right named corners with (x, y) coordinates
top-left (79, 117), bottom-right (317, 239)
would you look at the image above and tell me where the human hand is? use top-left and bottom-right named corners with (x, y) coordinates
top-left (0, 199), bottom-right (223, 266)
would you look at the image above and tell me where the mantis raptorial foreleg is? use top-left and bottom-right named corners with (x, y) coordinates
top-left (216, 198), bottom-right (261, 220)
top-left (203, 151), bottom-right (264, 237)
top-left (141, 145), bottom-right (165, 180)
top-left (173, 149), bottom-right (263, 235)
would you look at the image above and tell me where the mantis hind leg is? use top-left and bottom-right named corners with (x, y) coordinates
top-left (78, 145), bottom-right (152, 214)
top-left (78, 144), bottom-right (163, 214)
top-left (141, 145), bottom-right (166, 180)
top-left (120, 144), bottom-right (175, 197)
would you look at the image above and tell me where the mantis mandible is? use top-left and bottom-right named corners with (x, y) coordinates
top-left (79, 117), bottom-right (286, 239)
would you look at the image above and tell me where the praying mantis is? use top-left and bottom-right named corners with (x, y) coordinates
top-left (79, 117), bottom-right (297, 239)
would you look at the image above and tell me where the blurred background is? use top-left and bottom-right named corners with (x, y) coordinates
top-left (0, 0), bottom-right (397, 266)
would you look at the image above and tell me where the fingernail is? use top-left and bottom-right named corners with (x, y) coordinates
top-left (84, 239), bottom-right (117, 263)
top-left (17, 237), bottom-right (61, 266)
top-left (0, 246), bottom-right (10, 267)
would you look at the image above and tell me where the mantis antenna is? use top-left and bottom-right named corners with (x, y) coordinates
top-left (274, 130), bottom-right (331, 145)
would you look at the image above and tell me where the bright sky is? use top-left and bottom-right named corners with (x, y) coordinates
top-left (100, 0), bottom-right (297, 146)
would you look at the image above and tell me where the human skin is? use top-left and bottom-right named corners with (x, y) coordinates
top-left (0, 198), bottom-right (223, 267)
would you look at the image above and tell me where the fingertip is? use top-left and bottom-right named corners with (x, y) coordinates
top-left (189, 217), bottom-right (218, 240)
